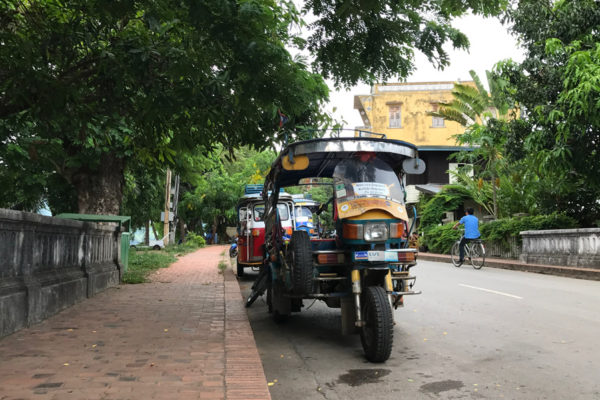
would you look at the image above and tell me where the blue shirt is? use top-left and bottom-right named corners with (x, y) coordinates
top-left (460, 214), bottom-right (480, 239)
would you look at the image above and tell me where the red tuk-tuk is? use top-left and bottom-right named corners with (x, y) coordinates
top-left (236, 185), bottom-right (294, 276)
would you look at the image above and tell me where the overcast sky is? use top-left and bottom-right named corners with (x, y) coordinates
top-left (327, 14), bottom-right (526, 128)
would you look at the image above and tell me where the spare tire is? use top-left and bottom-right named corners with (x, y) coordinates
top-left (289, 230), bottom-right (314, 295)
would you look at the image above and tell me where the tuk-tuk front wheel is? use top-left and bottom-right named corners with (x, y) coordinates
top-left (360, 286), bottom-right (393, 363)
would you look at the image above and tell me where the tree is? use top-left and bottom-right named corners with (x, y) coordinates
top-left (430, 70), bottom-right (513, 218)
top-left (304, 0), bottom-right (507, 87)
top-left (121, 164), bottom-right (165, 231)
top-left (430, 70), bottom-right (511, 125)
top-left (1, 0), bottom-right (508, 215)
top-left (0, 0), bottom-right (329, 214)
top-left (177, 146), bottom-right (277, 238)
top-left (498, 0), bottom-right (600, 225)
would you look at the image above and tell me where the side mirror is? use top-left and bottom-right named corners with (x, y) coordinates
top-left (403, 158), bottom-right (426, 175)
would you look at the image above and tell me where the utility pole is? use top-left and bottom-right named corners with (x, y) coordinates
top-left (171, 174), bottom-right (180, 243)
top-left (163, 169), bottom-right (172, 245)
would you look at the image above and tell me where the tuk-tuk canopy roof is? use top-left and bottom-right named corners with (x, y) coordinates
top-left (237, 191), bottom-right (292, 207)
top-left (267, 137), bottom-right (419, 188)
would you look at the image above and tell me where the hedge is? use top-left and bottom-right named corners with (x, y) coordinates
top-left (422, 213), bottom-right (578, 254)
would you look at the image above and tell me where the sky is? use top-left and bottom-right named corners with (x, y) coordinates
top-left (327, 14), bottom-right (526, 128)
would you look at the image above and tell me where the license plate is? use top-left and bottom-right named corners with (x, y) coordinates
top-left (354, 251), bottom-right (398, 262)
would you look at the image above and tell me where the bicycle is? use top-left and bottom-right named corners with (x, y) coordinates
top-left (451, 238), bottom-right (486, 269)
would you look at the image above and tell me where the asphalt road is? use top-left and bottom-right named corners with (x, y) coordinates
top-left (239, 260), bottom-right (600, 400)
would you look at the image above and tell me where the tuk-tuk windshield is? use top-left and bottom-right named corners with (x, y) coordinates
top-left (295, 206), bottom-right (313, 218)
top-left (332, 156), bottom-right (404, 203)
top-left (254, 204), bottom-right (289, 221)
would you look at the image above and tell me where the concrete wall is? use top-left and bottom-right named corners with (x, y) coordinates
top-left (520, 228), bottom-right (600, 268)
top-left (0, 209), bottom-right (122, 338)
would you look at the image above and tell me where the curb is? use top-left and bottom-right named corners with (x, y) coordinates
top-left (418, 253), bottom-right (600, 281)
top-left (224, 266), bottom-right (272, 400)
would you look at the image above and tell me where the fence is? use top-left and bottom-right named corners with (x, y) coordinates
top-left (0, 209), bottom-right (123, 338)
top-left (484, 236), bottom-right (521, 259)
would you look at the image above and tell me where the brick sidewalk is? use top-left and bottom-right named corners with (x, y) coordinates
top-left (0, 245), bottom-right (271, 400)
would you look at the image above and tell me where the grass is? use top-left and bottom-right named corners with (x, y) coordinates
top-left (217, 260), bottom-right (227, 274)
top-left (122, 243), bottom-right (203, 284)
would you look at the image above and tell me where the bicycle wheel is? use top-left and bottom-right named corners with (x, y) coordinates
top-left (450, 241), bottom-right (462, 267)
top-left (245, 267), bottom-right (269, 308)
top-left (470, 242), bottom-right (485, 269)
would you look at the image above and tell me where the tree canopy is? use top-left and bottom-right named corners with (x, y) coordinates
top-left (497, 0), bottom-right (600, 225)
top-left (1, 0), bottom-right (508, 215)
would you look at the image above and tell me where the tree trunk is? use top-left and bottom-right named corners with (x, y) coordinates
top-left (178, 218), bottom-right (186, 243)
top-left (145, 220), bottom-right (150, 245)
top-left (151, 221), bottom-right (159, 240)
top-left (492, 174), bottom-right (498, 219)
top-left (72, 153), bottom-right (125, 215)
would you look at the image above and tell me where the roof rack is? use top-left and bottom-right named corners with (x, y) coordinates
top-left (244, 184), bottom-right (264, 195)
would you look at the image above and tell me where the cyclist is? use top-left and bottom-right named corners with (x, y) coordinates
top-left (452, 208), bottom-right (480, 265)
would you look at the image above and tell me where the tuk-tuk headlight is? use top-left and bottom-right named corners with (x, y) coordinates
top-left (364, 223), bottom-right (388, 242)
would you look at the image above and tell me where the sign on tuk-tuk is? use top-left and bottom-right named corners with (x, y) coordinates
top-left (253, 133), bottom-right (426, 362)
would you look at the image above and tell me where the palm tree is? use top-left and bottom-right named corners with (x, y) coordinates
top-left (429, 70), bottom-right (513, 219)
top-left (430, 69), bottom-right (510, 124)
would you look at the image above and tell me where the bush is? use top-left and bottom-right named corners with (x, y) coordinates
top-left (184, 231), bottom-right (206, 248)
top-left (419, 185), bottom-right (471, 233)
top-left (421, 223), bottom-right (462, 254)
top-left (480, 213), bottom-right (578, 245)
top-left (421, 213), bottom-right (579, 254)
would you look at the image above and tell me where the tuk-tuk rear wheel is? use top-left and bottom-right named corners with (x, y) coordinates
top-left (237, 263), bottom-right (244, 277)
top-left (360, 286), bottom-right (393, 363)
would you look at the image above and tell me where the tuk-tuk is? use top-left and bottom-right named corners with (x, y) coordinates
top-left (259, 135), bottom-right (425, 362)
top-left (236, 185), bottom-right (294, 277)
top-left (292, 194), bottom-right (320, 238)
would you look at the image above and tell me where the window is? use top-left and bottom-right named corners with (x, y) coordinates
top-left (253, 205), bottom-right (265, 221)
top-left (448, 163), bottom-right (473, 184)
top-left (389, 105), bottom-right (401, 128)
top-left (431, 103), bottom-right (445, 128)
top-left (277, 204), bottom-right (290, 221)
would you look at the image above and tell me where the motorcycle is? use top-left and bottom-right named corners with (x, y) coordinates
top-left (229, 237), bottom-right (238, 258)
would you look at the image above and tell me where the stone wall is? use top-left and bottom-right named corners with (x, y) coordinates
top-left (520, 228), bottom-right (600, 268)
top-left (0, 209), bottom-right (122, 338)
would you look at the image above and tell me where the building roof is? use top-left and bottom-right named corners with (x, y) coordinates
top-left (414, 184), bottom-right (444, 195)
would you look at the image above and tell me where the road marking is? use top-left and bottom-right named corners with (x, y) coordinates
top-left (459, 284), bottom-right (523, 299)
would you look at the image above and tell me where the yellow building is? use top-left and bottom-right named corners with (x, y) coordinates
top-left (354, 81), bottom-right (476, 203)
top-left (354, 81), bottom-right (476, 144)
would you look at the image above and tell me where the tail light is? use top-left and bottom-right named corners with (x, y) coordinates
top-left (397, 252), bottom-right (415, 262)
top-left (251, 229), bottom-right (261, 237)
top-left (317, 253), bottom-right (345, 264)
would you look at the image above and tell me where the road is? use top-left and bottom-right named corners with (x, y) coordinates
top-left (239, 260), bottom-right (600, 400)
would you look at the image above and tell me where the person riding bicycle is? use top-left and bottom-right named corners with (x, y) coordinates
top-left (452, 208), bottom-right (480, 265)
